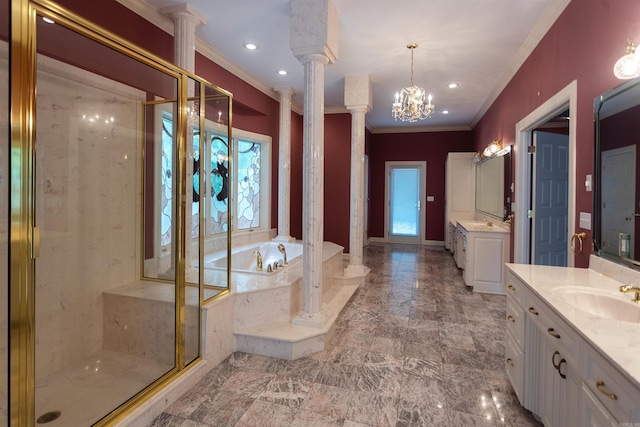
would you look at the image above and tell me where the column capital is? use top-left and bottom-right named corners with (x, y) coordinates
top-left (273, 87), bottom-right (296, 96)
top-left (344, 75), bottom-right (372, 112)
top-left (160, 4), bottom-right (208, 27)
top-left (290, 0), bottom-right (339, 64)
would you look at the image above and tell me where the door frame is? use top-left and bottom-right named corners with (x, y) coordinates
top-left (515, 80), bottom-right (577, 266)
top-left (384, 161), bottom-right (427, 244)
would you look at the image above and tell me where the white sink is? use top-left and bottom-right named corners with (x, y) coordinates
top-left (552, 286), bottom-right (640, 323)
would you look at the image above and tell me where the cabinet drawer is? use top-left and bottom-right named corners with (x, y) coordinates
top-left (506, 296), bottom-right (524, 347)
top-left (582, 383), bottom-right (619, 427)
top-left (527, 292), bottom-right (579, 363)
top-left (583, 349), bottom-right (640, 423)
top-left (505, 334), bottom-right (525, 405)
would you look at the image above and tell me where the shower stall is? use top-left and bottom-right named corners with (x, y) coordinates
top-left (7, 0), bottom-right (231, 425)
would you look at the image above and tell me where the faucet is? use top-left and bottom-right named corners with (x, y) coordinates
top-left (254, 250), bottom-right (263, 271)
top-left (277, 243), bottom-right (288, 265)
top-left (619, 284), bottom-right (640, 303)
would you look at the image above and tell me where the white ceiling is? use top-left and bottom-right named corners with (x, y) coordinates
top-left (133, 0), bottom-right (569, 132)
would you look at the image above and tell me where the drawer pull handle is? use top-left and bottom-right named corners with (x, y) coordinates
top-left (507, 315), bottom-right (515, 323)
top-left (507, 285), bottom-right (516, 291)
top-left (506, 358), bottom-right (514, 367)
top-left (552, 351), bottom-right (561, 369)
top-left (547, 328), bottom-right (561, 339)
top-left (557, 359), bottom-right (567, 379)
top-left (528, 307), bottom-right (539, 315)
top-left (596, 380), bottom-right (618, 401)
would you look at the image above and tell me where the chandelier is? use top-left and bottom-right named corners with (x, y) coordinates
top-left (392, 43), bottom-right (435, 122)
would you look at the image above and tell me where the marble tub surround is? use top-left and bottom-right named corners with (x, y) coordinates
top-left (150, 244), bottom-right (541, 427)
top-left (234, 242), bottom-right (358, 360)
top-left (506, 258), bottom-right (640, 389)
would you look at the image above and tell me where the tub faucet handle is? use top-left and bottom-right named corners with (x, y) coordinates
top-left (267, 264), bottom-right (273, 273)
top-left (254, 250), bottom-right (263, 271)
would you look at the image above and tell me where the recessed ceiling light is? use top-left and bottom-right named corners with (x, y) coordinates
top-left (244, 43), bottom-right (257, 50)
top-left (442, 110), bottom-right (450, 114)
top-left (448, 82), bottom-right (459, 89)
top-left (277, 70), bottom-right (287, 76)
top-left (42, 17), bottom-right (55, 24)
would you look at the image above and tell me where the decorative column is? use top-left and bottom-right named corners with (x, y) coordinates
top-left (273, 87), bottom-right (295, 243)
top-left (160, 5), bottom-right (207, 276)
top-left (344, 75), bottom-right (372, 278)
top-left (290, 0), bottom-right (339, 327)
top-left (161, 4), bottom-right (207, 72)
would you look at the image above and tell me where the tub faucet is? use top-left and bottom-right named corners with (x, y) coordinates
top-left (254, 250), bottom-right (263, 271)
top-left (277, 243), bottom-right (288, 265)
top-left (619, 284), bottom-right (640, 303)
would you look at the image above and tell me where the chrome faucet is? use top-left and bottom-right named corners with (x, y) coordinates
top-left (619, 284), bottom-right (640, 303)
top-left (277, 243), bottom-right (288, 265)
top-left (254, 250), bottom-right (263, 271)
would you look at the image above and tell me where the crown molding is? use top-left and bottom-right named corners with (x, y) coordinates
top-left (471, 0), bottom-right (570, 127)
top-left (371, 124), bottom-right (472, 134)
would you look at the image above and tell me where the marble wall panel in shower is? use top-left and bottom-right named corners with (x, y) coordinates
top-left (34, 55), bottom-right (144, 378)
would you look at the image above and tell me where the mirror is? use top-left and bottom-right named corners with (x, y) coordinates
top-left (594, 78), bottom-right (640, 268)
top-left (475, 148), bottom-right (512, 220)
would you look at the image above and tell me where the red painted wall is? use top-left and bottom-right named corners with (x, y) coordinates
top-left (290, 112), bottom-right (304, 240)
top-left (368, 131), bottom-right (474, 242)
top-left (472, 0), bottom-right (640, 267)
top-left (324, 114), bottom-right (353, 250)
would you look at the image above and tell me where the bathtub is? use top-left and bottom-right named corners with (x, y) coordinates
top-left (202, 241), bottom-right (304, 293)
top-left (208, 241), bottom-right (303, 272)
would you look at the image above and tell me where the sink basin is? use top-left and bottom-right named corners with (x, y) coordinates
top-left (552, 286), bottom-right (640, 323)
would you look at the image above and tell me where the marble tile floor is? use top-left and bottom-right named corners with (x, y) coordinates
top-left (151, 244), bottom-right (542, 427)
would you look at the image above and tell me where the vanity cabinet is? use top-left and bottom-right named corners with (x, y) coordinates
top-left (457, 221), bottom-right (509, 294)
top-left (506, 269), bottom-right (640, 426)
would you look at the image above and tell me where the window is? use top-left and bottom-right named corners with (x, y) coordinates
top-left (159, 115), bottom-right (269, 247)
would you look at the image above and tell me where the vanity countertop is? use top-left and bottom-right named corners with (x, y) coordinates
top-left (457, 219), bottom-right (510, 233)
top-left (506, 263), bottom-right (640, 390)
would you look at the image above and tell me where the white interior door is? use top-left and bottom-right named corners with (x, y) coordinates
top-left (385, 161), bottom-right (425, 244)
top-left (601, 145), bottom-right (636, 258)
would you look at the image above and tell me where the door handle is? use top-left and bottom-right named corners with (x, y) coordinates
top-left (417, 200), bottom-right (421, 210)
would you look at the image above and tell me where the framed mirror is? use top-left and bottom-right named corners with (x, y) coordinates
top-left (594, 77), bottom-right (640, 268)
top-left (475, 147), bottom-right (512, 220)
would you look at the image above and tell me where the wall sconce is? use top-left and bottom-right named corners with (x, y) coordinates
top-left (482, 140), bottom-right (502, 158)
top-left (613, 39), bottom-right (640, 79)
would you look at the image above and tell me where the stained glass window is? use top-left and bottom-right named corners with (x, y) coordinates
top-left (237, 140), bottom-right (261, 229)
top-left (160, 114), bottom-right (173, 247)
top-left (192, 128), bottom-right (200, 238)
top-left (159, 118), bottom-right (265, 245)
top-left (209, 134), bottom-right (229, 234)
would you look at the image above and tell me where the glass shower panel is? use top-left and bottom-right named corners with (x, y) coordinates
top-left (34, 15), bottom-right (178, 425)
top-left (185, 78), bottom-right (200, 365)
top-left (202, 85), bottom-right (230, 299)
top-left (0, 0), bottom-right (8, 422)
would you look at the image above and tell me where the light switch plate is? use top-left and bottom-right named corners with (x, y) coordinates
top-left (580, 212), bottom-right (591, 230)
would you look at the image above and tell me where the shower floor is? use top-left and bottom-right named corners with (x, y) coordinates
top-left (35, 349), bottom-right (173, 426)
